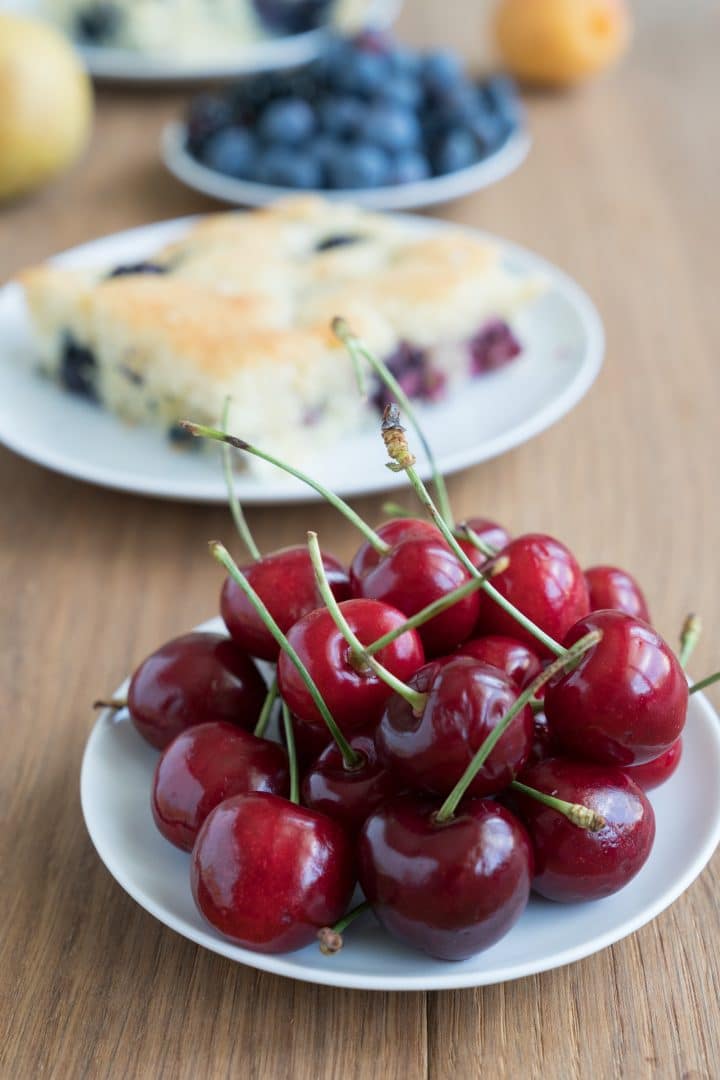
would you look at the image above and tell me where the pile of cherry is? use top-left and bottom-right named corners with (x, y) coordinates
top-left (101, 397), bottom-right (711, 963)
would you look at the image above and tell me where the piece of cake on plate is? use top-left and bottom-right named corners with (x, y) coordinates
top-left (19, 197), bottom-right (543, 472)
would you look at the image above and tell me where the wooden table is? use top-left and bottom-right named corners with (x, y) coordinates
top-left (2, 1), bottom-right (719, 1075)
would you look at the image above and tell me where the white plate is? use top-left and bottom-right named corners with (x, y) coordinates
top-left (162, 121), bottom-right (531, 211)
top-left (80, 616), bottom-right (720, 992)
top-left (0, 214), bottom-right (603, 504)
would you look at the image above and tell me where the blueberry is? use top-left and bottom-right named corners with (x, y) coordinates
top-left (364, 104), bottom-right (422, 152)
top-left (257, 98), bottom-right (316, 144)
top-left (422, 49), bottom-right (464, 93)
top-left (332, 49), bottom-right (389, 97)
top-left (73, 2), bottom-right (122, 43)
top-left (317, 96), bottom-right (365, 138)
top-left (379, 73), bottom-right (423, 111)
top-left (256, 146), bottom-right (322, 188)
top-left (483, 74), bottom-right (523, 130)
top-left (61, 334), bottom-right (98, 401)
top-left (389, 45), bottom-right (422, 77)
top-left (186, 94), bottom-right (234, 154)
top-left (433, 129), bottom-right (480, 174)
top-left (308, 133), bottom-right (345, 168)
top-left (252, 0), bottom-right (332, 34)
top-left (202, 127), bottom-right (257, 178)
top-left (390, 151), bottom-right (431, 185)
top-left (327, 144), bottom-right (391, 189)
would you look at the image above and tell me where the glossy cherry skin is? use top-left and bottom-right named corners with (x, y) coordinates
top-left (152, 722), bottom-right (289, 851)
top-left (456, 516), bottom-right (512, 569)
top-left (301, 730), bottom-right (397, 834)
top-left (292, 712), bottom-right (333, 769)
top-left (625, 737), bottom-right (683, 791)
top-left (358, 793), bottom-right (533, 960)
top-left (475, 534), bottom-right (590, 656)
top-left (350, 518), bottom-right (441, 589)
top-left (376, 657), bottom-right (533, 797)
top-left (522, 711), bottom-right (557, 770)
top-left (453, 635), bottom-right (543, 689)
top-left (513, 759), bottom-right (655, 902)
top-left (221, 545), bottom-right (351, 661)
top-left (191, 792), bottom-right (355, 953)
top-left (545, 610), bottom-right (688, 765)
top-left (278, 598), bottom-right (425, 732)
top-left (585, 565), bottom-right (650, 622)
top-left (128, 632), bottom-right (267, 750)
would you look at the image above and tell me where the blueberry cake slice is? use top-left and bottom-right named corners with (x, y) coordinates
top-left (19, 197), bottom-right (543, 473)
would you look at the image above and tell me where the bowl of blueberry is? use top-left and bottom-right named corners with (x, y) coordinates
top-left (163, 33), bottom-right (529, 209)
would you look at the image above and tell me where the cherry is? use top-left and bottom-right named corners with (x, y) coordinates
top-left (301, 730), bottom-right (397, 834)
top-left (191, 791), bottom-right (355, 953)
top-left (545, 610), bottom-right (688, 765)
top-left (349, 518), bottom-right (440, 590)
top-left (151, 721), bottom-right (288, 851)
top-left (512, 759), bottom-right (656, 902)
top-left (127, 632), bottom-right (267, 750)
top-left (221, 545), bottom-right (351, 661)
top-left (456, 516), bottom-right (512, 569)
top-left (278, 598), bottom-right (425, 732)
top-left (358, 793), bottom-right (533, 960)
top-left (453, 634), bottom-right (543, 689)
top-left (625, 738), bottom-right (683, 791)
top-left (523, 711), bottom-right (557, 770)
top-left (376, 657), bottom-right (533, 797)
top-left (475, 534), bottom-right (589, 656)
top-left (585, 565), bottom-right (650, 622)
top-left (292, 711), bottom-right (333, 769)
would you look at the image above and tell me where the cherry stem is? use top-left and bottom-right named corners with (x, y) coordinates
top-left (307, 531), bottom-right (427, 715)
top-left (510, 780), bottom-right (606, 832)
top-left (253, 676), bottom-right (278, 738)
top-left (689, 670), bottom-right (720, 695)
top-left (93, 697), bottom-right (127, 710)
top-left (210, 541), bottom-right (362, 769)
top-left (221, 397), bottom-right (261, 562)
top-left (333, 317), bottom-right (454, 528)
top-left (435, 629), bottom-right (601, 823)
top-left (182, 422), bottom-right (390, 556)
top-left (364, 563), bottom-right (501, 657)
top-left (381, 500), bottom-right (415, 519)
top-left (454, 523), bottom-right (499, 560)
top-left (679, 613), bottom-right (702, 670)
top-left (317, 901), bottom-right (371, 955)
top-left (380, 404), bottom-right (566, 659)
top-left (281, 702), bottom-right (299, 805)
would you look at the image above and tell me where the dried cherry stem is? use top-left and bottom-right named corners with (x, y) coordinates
top-left (182, 422), bottom-right (390, 556)
top-left (93, 697), bottom-right (127, 710)
top-left (435, 629), bottom-right (601, 822)
top-left (679, 614), bottom-right (702, 670)
top-left (689, 670), bottom-right (720, 695)
top-left (253, 676), bottom-right (279, 738)
top-left (510, 780), bottom-right (606, 832)
top-left (307, 531), bottom-right (427, 715)
top-left (454, 523), bottom-right (499, 560)
top-left (221, 397), bottom-right (261, 562)
top-left (333, 318), bottom-right (454, 528)
top-left (281, 702), bottom-right (300, 805)
top-left (211, 541), bottom-right (362, 769)
top-left (380, 404), bottom-right (566, 659)
top-left (317, 901), bottom-right (371, 955)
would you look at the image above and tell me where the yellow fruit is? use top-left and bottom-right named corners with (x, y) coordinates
top-left (0, 14), bottom-right (93, 201)
top-left (494, 0), bottom-right (632, 87)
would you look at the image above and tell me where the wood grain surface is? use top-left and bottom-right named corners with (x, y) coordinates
top-left (1, 1), bottom-right (719, 1077)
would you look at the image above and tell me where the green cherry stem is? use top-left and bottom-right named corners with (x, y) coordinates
top-left (454, 523), bottom-right (499, 560)
top-left (210, 541), bottom-right (362, 769)
top-left (253, 676), bottom-right (279, 738)
top-left (317, 901), bottom-right (371, 955)
top-left (381, 500), bottom-right (416, 519)
top-left (679, 613), bottom-right (702, 670)
top-left (333, 317), bottom-right (454, 528)
top-left (689, 670), bottom-right (720, 695)
top-left (221, 397), bottom-right (261, 562)
top-left (182, 422), bottom-right (390, 556)
top-left (281, 702), bottom-right (299, 805)
top-left (509, 780), bottom-right (606, 831)
top-left (380, 404), bottom-right (566, 659)
top-left (435, 629), bottom-right (601, 823)
top-left (307, 531), bottom-right (427, 715)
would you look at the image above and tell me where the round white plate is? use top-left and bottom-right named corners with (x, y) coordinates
top-left (162, 122), bottom-right (531, 211)
top-left (81, 617), bottom-right (720, 992)
top-left (0, 214), bottom-right (603, 504)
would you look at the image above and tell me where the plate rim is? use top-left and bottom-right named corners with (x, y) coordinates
top-left (79, 618), bottom-right (720, 992)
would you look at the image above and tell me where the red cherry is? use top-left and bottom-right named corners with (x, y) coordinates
top-left (456, 516), bottom-right (512, 569)
top-left (476, 534), bottom-right (590, 656)
top-left (513, 759), bottom-right (656, 902)
top-left (350, 518), bottom-right (440, 589)
top-left (151, 722), bottom-right (289, 851)
top-left (221, 545), bottom-right (351, 661)
top-left (277, 598), bottom-right (425, 733)
top-left (453, 634), bottom-right (543, 689)
top-left (191, 792), bottom-right (355, 953)
top-left (292, 712), bottom-right (333, 769)
top-left (376, 657), bottom-right (533, 797)
top-left (301, 730), bottom-right (397, 834)
top-left (585, 565), bottom-right (650, 622)
top-left (625, 737), bottom-right (683, 791)
top-left (358, 793), bottom-right (533, 960)
top-left (523, 711), bottom-right (557, 770)
top-left (545, 610), bottom-right (688, 765)
top-left (128, 632), bottom-right (267, 750)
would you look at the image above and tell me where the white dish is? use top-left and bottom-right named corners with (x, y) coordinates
top-left (0, 214), bottom-right (603, 504)
top-left (81, 616), bottom-right (720, 992)
top-left (162, 121), bottom-right (531, 211)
